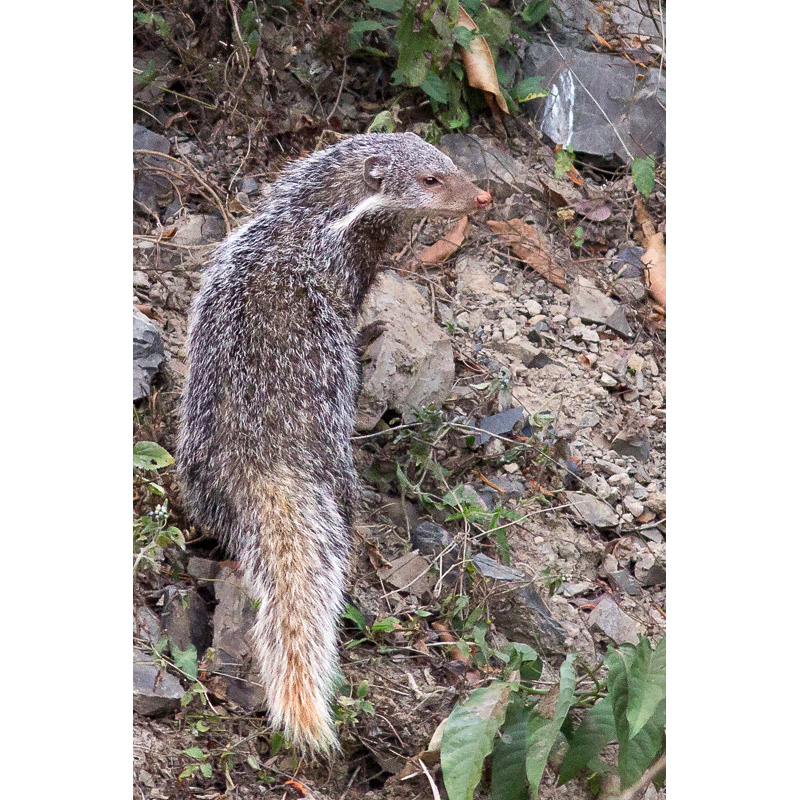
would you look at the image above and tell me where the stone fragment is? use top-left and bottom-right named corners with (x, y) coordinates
top-left (357, 272), bottom-right (455, 430)
top-left (566, 492), bottom-right (619, 528)
top-left (160, 587), bottom-right (211, 655)
top-left (474, 406), bottom-right (526, 445)
top-left (171, 214), bottom-right (226, 246)
top-left (439, 134), bottom-right (528, 199)
top-left (588, 596), bottom-right (646, 644)
top-left (133, 308), bottom-right (165, 401)
top-left (377, 552), bottom-right (433, 595)
top-left (611, 570), bottom-right (642, 597)
top-left (133, 647), bottom-right (184, 717)
top-left (642, 564), bottom-right (666, 587)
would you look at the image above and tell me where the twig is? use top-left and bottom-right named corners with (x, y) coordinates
top-left (417, 757), bottom-right (441, 800)
top-left (327, 56), bottom-right (348, 122)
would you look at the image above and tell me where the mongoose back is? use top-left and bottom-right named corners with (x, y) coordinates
top-left (177, 132), bottom-right (491, 754)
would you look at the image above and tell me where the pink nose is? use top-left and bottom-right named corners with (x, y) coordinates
top-left (476, 191), bottom-right (492, 209)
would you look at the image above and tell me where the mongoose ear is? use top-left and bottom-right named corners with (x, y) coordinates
top-left (364, 156), bottom-right (388, 190)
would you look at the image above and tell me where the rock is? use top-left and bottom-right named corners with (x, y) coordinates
top-left (492, 475), bottom-right (526, 500)
top-left (411, 522), bottom-right (460, 579)
top-left (623, 496), bottom-right (645, 517)
top-left (514, 43), bottom-right (665, 162)
top-left (645, 491), bottom-right (667, 516)
top-left (499, 336), bottom-right (540, 367)
top-left (187, 557), bottom-right (220, 587)
top-left (456, 254), bottom-right (503, 298)
top-left (160, 587), bottom-right (211, 655)
top-left (171, 214), bottom-right (226, 246)
top-left (611, 570), bottom-right (642, 597)
top-left (133, 308), bottom-right (165, 401)
top-left (240, 176), bottom-right (259, 194)
top-left (132, 270), bottom-right (149, 288)
top-left (207, 566), bottom-right (265, 711)
top-left (642, 564), bottom-right (666, 588)
top-left (356, 272), bottom-right (455, 430)
top-left (588, 596), bottom-right (646, 644)
top-left (524, 299), bottom-right (543, 316)
top-left (133, 647), bottom-right (184, 717)
top-left (490, 580), bottom-right (567, 655)
top-left (133, 605), bottom-right (161, 648)
top-left (611, 419), bottom-right (651, 462)
top-left (614, 246), bottom-right (647, 278)
top-left (438, 134), bottom-right (527, 199)
top-left (568, 277), bottom-right (620, 325)
top-left (475, 406), bottom-right (526, 445)
top-left (378, 552), bottom-right (434, 596)
top-left (133, 124), bottom-right (172, 214)
top-left (566, 492), bottom-right (619, 528)
top-left (579, 411), bottom-right (601, 428)
top-left (471, 553), bottom-right (525, 581)
top-left (605, 305), bottom-right (634, 338)
top-left (499, 318), bottom-right (518, 340)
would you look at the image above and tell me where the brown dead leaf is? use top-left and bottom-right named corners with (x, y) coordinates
top-left (456, 7), bottom-right (509, 114)
top-left (642, 231), bottom-right (666, 313)
top-left (487, 218), bottom-right (568, 290)
top-left (413, 216), bottom-right (470, 265)
top-left (572, 197), bottom-right (612, 222)
top-left (431, 621), bottom-right (469, 663)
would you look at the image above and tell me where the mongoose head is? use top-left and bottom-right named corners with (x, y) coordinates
top-left (361, 132), bottom-right (492, 217)
top-left (323, 133), bottom-right (491, 233)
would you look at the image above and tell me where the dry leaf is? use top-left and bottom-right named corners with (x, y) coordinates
top-left (431, 621), bottom-right (469, 663)
top-left (572, 198), bottom-right (612, 222)
top-left (456, 7), bottom-right (509, 114)
top-left (642, 231), bottom-right (666, 313)
top-left (413, 216), bottom-right (471, 265)
top-left (487, 218), bottom-right (568, 290)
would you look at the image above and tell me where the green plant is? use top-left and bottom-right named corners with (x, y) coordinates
top-left (437, 635), bottom-right (666, 799)
top-left (348, 1), bottom-right (549, 132)
top-left (336, 679), bottom-right (376, 725)
top-left (179, 746), bottom-right (213, 780)
top-left (133, 442), bottom-right (186, 573)
top-left (632, 155), bottom-right (656, 197)
top-left (554, 145), bottom-right (576, 180)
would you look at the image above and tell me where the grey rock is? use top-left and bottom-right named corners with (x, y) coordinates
top-left (240, 176), bottom-right (259, 194)
top-left (605, 305), bottom-right (634, 339)
top-left (133, 647), bottom-right (184, 717)
top-left (438, 134), bottom-right (527, 199)
top-left (568, 277), bottom-right (619, 325)
top-left (187, 556), bottom-right (220, 587)
top-left (611, 570), bottom-right (642, 597)
top-left (611, 427), bottom-right (651, 462)
top-left (515, 43), bottom-right (665, 162)
top-left (492, 475), bottom-right (526, 500)
top-left (133, 124), bottom-right (172, 214)
top-left (614, 246), bottom-right (647, 278)
top-left (623, 496), bottom-right (645, 517)
top-left (207, 565), bottom-right (265, 711)
top-left (475, 406), bottom-right (526, 445)
top-left (133, 308), bottom-right (165, 401)
top-left (133, 605), bottom-right (161, 648)
top-left (490, 580), bottom-right (567, 655)
top-left (642, 564), bottom-right (666, 588)
top-left (498, 336), bottom-right (541, 367)
top-left (356, 272), bottom-right (455, 430)
top-left (160, 587), bottom-right (211, 654)
top-left (471, 553), bottom-right (526, 581)
top-left (566, 491), bottom-right (619, 528)
top-left (588, 596), bottom-right (646, 644)
top-left (172, 214), bottom-right (226, 246)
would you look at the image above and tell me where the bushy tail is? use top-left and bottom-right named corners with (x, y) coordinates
top-left (241, 473), bottom-right (349, 755)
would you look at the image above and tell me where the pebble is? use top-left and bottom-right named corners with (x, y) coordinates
top-left (623, 496), bottom-right (645, 517)
top-left (600, 372), bottom-right (617, 387)
top-left (525, 299), bottom-right (543, 316)
top-left (533, 536), bottom-right (544, 545)
top-left (133, 271), bottom-right (149, 288)
top-left (500, 318), bottom-right (518, 340)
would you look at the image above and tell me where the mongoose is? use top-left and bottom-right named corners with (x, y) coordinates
top-left (177, 132), bottom-right (491, 754)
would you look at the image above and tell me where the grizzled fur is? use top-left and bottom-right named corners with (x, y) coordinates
top-left (177, 133), bottom-right (488, 753)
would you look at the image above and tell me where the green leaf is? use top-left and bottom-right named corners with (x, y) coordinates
top-left (626, 637), bottom-right (666, 739)
top-left (371, 616), bottom-right (401, 632)
top-left (199, 762), bottom-right (213, 778)
top-left (474, 7), bottom-right (512, 49)
top-left (520, 1), bottom-right (551, 26)
top-left (171, 643), bottom-right (198, 680)
top-left (348, 19), bottom-right (387, 52)
top-left (441, 682), bottom-right (512, 800)
top-left (453, 25), bottom-right (477, 50)
top-left (357, 680), bottom-right (370, 698)
top-left (178, 765), bottom-right (197, 779)
top-left (368, 0), bottom-right (403, 11)
top-left (490, 697), bottom-right (529, 800)
top-left (632, 155), bottom-right (656, 197)
top-left (554, 147), bottom-right (575, 180)
top-left (557, 695), bottom-right (616, 784)
top-left (342, 603), bottom-right (366, 630)
top-left (183, 747), bottom-right (204, 760)
top-left (133, 441), bottom-right (174, 471)
top-left (368, 110), bottom-right (396, 133)
top-left (525, 655), bottom-right (576, 798)
top-left (420, 72), bottom-right (450, 104)
top-left (512, 76), bottom-right (549, 102)
top-left (619, 700), bottom-right (665, 789)
top-left (246, 755), bottom-right (259, 770)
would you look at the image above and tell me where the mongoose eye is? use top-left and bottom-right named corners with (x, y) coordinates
top-left (423, 176), bottom-right (441, 187)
